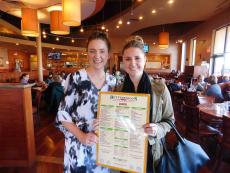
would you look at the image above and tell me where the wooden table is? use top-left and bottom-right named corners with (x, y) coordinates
top-left (197, 103), bottom-right (230, 118)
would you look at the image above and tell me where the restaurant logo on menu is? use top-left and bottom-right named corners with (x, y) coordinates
top-left (110, 95), bottom-right (137, 102)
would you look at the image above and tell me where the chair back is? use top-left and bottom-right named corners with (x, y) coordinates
top-left (222, 115), bottom-right (230, 147)
top-left (183, 103), bottom-right (200, 135)
top-left (199, 111), bottom-right (223, 131)
top-left (184, 91), bottom-right (199, 107)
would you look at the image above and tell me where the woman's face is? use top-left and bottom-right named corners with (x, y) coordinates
top-left (123, 47), bottom-right (146, 78)
top-left (24, 75), bottom-right (29, 81)
top-left (87, 39), bottom-right (109, 70)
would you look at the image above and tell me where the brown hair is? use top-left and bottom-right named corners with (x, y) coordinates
top-left (122, 35), bottom-right (145, 55)
top-left (86, 31), bottom-right (111, 52)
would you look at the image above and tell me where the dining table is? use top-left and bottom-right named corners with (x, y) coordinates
top-left (197, 102), bottom-right (230, 118)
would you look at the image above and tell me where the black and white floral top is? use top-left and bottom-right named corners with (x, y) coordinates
top-left (56, 69), bottom-right (116, 173)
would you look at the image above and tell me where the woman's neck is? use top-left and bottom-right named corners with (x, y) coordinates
top-left (86, 67), bottom-right (105, 77)
top-left (129, 72), bottom-right (143, 92)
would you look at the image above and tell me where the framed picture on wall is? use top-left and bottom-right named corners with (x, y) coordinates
top-left (0, 57), bottom-right (4, 67)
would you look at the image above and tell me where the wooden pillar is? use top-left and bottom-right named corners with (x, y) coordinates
top-left (36, 24), bottom-right (43, 82)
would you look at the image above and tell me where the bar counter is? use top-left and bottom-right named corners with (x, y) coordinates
top-left (0, 83), bottom-right (35, 167)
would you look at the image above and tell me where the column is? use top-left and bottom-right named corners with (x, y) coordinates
top-left (36, 24), bottom-right (43, 82)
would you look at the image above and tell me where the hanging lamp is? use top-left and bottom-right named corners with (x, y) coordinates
top-left (50, 10), bottom-right (70, 35)
top-left (21, 8), bottom-right (39, 37)
top-left (159, 31), bottom-right (169, 49)
top-left (62, 0), bottom-right (81, 26)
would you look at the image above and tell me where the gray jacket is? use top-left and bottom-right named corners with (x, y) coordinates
top-left (115, 78), bottom-right (175, 165)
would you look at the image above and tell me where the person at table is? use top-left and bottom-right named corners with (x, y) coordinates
top-left (44, 74), bottom-right (64, 113)
top-left (19, 73), bottom-right (30, 84)
top-left (56, 31), bottom-right (115, 173)
top-left (206, 75), bottom-right (224, 103)
top-left (116, 36), bottom-right (174, 172)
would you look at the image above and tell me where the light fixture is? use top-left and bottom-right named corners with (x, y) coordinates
top-left (139, 16), bottom-right (143, 20)
top-left (80, 27), bottom-right (84, 32)
top-left (42, 31), bottom-right (46, 35)
top-left (159, 31), bottom-right (169, 49)
top-left (21, 8), bottom-right (39, 37)
top-left (168, 0), bottom-right (174, 4)
top-left (127, 21), bottom-right (131, 25)
top-left (116, 25), bottom-right (120, 29)
top-left (56, 37), bottom-right (59, 41)
top-left (118, 19), bottom-right (123, 25)
top-left (71, 39), bottom-right (75, 43)
top-left (50, 10), bottom-right (70, 35)
top-left (106, 29), bottom-right (109, 32)
top-left (62, 0), bottom-right (81, 26)
top-left (101, 25), bottom-right (105, 30)
top-left (43, 35), bottom-right (47, 38)
top-left (152, 9), bottom-right (156, 14)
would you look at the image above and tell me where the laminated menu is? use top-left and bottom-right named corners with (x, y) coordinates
top-left (96, 92), bottom-right (150, 173)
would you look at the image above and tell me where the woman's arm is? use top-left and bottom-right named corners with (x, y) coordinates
top-left (62, 121), bottom-right (97, 146)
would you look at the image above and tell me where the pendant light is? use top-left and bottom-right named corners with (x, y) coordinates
top-left (21, 8), bottom-right (39, 37)
top-left (50, 9), bottom-right (70, 35)
top-left (159, 31), bottom-right (169, 49)
top-left (62, 0), bottom-right (81, 26)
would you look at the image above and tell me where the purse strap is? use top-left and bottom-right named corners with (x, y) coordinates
top-left (161, 119), bottom-right (185, 144)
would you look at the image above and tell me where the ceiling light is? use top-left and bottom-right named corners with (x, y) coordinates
top-left (101, 25), bottom-right (105, 30)
top-left (139, 16), bottom-right (143, 20)
top-left (62, 0), bottom-right (81, 26)
top-left (47, 5), bottom-right (62, 12)
top-left (152, 9), bottom-right (156, 14)
top-left (106, 29), bottom-right (109, 32)
top-left (137, 0), bottom-right (143, 2)
top-left (118, 19), bottom-right (123, 25)
top-left (116, 25), bottom-right (120, 29)
top-left (153, 42), bottom-right (156, 45)
top-left (16, 43), bottom-right (19, 46)
top-left (42, 31), bottom-right (46, 35)
top-left (127, 21), bottom-right (131, 25)
top-left (71, 39), bottom-right (75, 43)
top-left (50, 10), bottom-right (70, 35)
top-left (80, 28), bottom-right (84, 32)
top-left (178, 40), bottom-right (183, 43)
top-left (21, 8), bottom-right (39, 37)
top-left (43, 35), bottom-right (47, 38)
top-left (159, 32), bottom-right (169, 49)
top-left (6, 61), bottom-right (9, 65)
top-left (168, 0), bottom-right (174, 4)
top-left (56, 37), bottom-right (59, 41)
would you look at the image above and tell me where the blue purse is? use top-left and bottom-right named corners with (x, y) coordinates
top-left (157, 120), bottom-right (210, 173)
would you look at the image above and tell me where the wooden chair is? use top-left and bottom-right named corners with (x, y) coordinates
top-left (199, 110), bottom-right (223, 132)
top-left (184, 91), bottom-right (199, 107)
top-left (213, 115), bottom-right (230, 172)
top-left (183, 103), bottom-right (220, 143)
top-left (32, 90), bottom-right (43, 127)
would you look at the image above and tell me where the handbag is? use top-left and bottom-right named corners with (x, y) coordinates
top-left (157, 119), bottom-right (210, 173)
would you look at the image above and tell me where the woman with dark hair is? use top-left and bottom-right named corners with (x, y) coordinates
top-left (117, 36), bottom-right (174, 172)
top-left (56, 31), bottom-right (115, 173)
top-left (19, 73), bottom-right (29, 84)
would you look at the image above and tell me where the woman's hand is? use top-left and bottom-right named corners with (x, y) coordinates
top-left (80, 132), bottom-right (98, 146)
top-left (143, 123), bottom-right (158, 137)
top-left (92, 119), bottom-right (99, 132)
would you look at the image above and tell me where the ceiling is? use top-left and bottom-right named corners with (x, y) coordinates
top-left (104, 0), bottom-right (230, 36)
top-left (0, 0), bottom-right (230, 48)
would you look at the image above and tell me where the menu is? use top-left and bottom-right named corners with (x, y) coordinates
top-left (96, 92), bottom-right (150, 173)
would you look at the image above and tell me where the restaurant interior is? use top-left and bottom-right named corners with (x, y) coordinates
top-left (0, 0), bottom-right (230, 173)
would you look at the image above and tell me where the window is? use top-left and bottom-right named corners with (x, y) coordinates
top-left (190, 38), bottom-right (196, 65)
top-left (181, 42), bottom-right (186, 72)
top-left (211, 25), bottom-right (230, 75)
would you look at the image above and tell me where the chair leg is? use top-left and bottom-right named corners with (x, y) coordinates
top-left (213, 146), bottom-right (223, 173)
